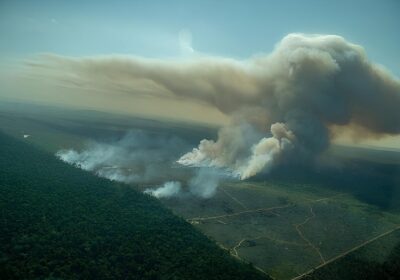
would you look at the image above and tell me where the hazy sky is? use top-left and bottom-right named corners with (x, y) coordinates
top-left (0, 1), bottom-right (399, 149)
top-left (0, 0), bottom-right (399, 75)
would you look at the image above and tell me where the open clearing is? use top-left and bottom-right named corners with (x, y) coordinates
top-left (162, 181), bottom-right (400, 280)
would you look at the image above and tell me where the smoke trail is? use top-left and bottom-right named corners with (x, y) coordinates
top-left (56, 130), bottom-right (188, 183)
top-left (144, 181), bottom-right (182, 198)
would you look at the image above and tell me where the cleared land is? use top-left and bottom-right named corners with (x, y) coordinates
top-left (162, 182), bottom-right (400, 280)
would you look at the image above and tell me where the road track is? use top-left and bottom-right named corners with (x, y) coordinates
top-left (187, 203), bottom-right (293, 222)
top-left (187, 190), bottom-right (399, 280)
top-left (291, 225), bottom-right (400, 280)
top-left (221, 187), bottom-right (248, 210)
top-left (293, 206), bottom-right (326, 264)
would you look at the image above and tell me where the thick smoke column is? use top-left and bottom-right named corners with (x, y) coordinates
top-left (36, 34), bottom-right (400, 179)
top-left (239, 123), bottom-right (295, 179)
top-left (177, 34), bottom-right (400, 178)
top-left (177, 122), bottom-right (297, 179)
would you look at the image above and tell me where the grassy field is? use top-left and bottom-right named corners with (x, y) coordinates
top-left (160, 181), bottom-right (400, 279)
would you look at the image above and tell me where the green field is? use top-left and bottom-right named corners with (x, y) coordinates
top-left (160, 181), bottom-right (400, 279)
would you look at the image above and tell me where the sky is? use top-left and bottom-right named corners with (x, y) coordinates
top-left (0, 0), bottom-right (399, 149)
top-left (0, 0), bottom-right (399, 74)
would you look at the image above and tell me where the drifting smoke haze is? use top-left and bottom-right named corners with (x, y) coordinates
top-left (143, 168), bottom-right (223, 199)
top-left (56, 131), bottom-right (188, 183)
top-left (56, 131), bottom-right (225, 198)
top-left (43, 33), bottom-right (400, 180)
top-left (144, 181), bottom-right (182, 198)
top-left (189, 168), bottom-right (222, 198)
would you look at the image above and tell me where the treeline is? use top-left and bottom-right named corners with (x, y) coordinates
top-left (0, 132), bottom-right (268, 280)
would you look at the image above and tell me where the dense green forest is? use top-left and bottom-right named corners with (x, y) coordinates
top-left (0, 132), bottom-right (268, 279)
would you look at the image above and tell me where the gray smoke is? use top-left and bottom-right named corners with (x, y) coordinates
top-left (177, 34), bottom-right (400, 178)
top-left (143, 168), bottom-right (223, 199)
top-left (56, 131), bottom-right (225, 198)
top-left (189, 168), bottom-right (221, 198)
top-left (144, 181), bottom-right (182, 198)
top-left (56, 130), bottom-right (187, 183)
top-left (39, 33), bottom-right (400, 179)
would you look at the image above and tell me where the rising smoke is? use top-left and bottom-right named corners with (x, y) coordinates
top-left (40, 34), bottom-right (400, 180)
top-left (56, 131), bottom-right (224, 198)
top-left (143, 168), bottom-right (224, 199)
top-left (56, 130), bottom-right (187, 183)
top-left (188, 167), bottom-right (222, 198)
top-left (176, 34), bottom-right (400, 178)
top-left (144, 181), bottom-right (182, 198)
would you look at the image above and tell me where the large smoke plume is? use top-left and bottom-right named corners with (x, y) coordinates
top-left (39, 34), bottom-right (400, 179)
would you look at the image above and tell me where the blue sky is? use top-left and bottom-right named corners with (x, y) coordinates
top-left (0, 0), bottom-right (399, 75)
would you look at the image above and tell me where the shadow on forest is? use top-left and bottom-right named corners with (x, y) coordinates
top-left (253, 157), bottom-right (400, 212)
